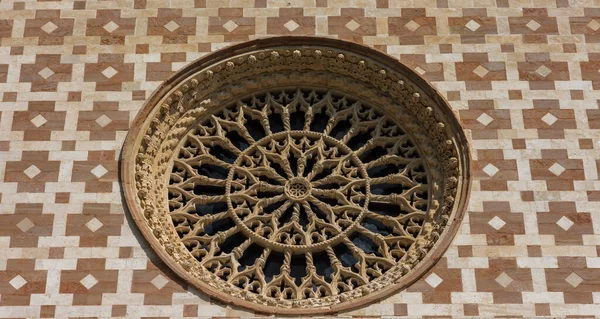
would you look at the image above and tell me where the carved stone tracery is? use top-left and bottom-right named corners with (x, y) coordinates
top-left (122, 37), bottom-right (470, 315)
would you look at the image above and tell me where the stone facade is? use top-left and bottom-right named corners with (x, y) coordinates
top-left (0, 0), bottom-right (599, 318)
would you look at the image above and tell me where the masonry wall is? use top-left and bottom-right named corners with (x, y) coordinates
top-left (1, 0), bottom-right (600, 318)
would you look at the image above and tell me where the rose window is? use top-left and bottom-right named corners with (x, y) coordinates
top-left (122, 37), bottom-right (471, 314)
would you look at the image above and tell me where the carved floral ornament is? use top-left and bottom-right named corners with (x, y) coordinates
top-left (121, 37), bottom-right (471, 315)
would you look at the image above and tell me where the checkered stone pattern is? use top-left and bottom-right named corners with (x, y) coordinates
top-left (0, 0), bottom-right (600, 318)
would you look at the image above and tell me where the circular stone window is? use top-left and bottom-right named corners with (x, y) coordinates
top-left (121, 37), bottom-right (471, 314)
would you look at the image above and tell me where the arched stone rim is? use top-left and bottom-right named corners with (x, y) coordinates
top-left (120, 36), bottom-right (472, 315)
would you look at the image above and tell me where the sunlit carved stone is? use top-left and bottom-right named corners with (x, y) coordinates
top-left (121, 37), bottom-right (471, 315)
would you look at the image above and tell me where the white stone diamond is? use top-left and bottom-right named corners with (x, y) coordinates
top-left (95, 114), bottom-right (112, 128)
top-left (535, 65), bottom-right (552, 78)
top-left (541, 112), bottom-right (558, 126)
top-left (86, 217), bottom-right (103, 233)
top-left (151, 274), bottom-right (169, 290)
top-left (38, 67), bottom-right (54, 80)
top-left (101, 66), bottom-right (118, 79)
top-left (91, 164), bottom-right (108, 178)
top-left (222, 20), bottom-right (238, 32)
top-left (488, 216), bottom-right (506, 231)
top-left (164, 20), bottom-right (180, 32)
top-left (405, 20), bottom-right (420, 32)
top-left (473, 65), bottom-right (489, 78)
top-left (41, 21), bottom-right (58, 34)
top-left (483, 163), bottom-right (499, 177)
top-left (526, 19), bottom-right (541, 31)
top-left (565, 272), bottom-right (583, 288)
top-left (556, 216), bottom-right (574, 231)
top-left (477, 113), bottom-right (494, 126)
top-left (80, 274), bottom-right (98, 289)
top-left (9, 275), bottom-right (27, 290)
top-left (548, 162), bottom-right (566, 177)
top-left (425, 273), bottom-right (443, 288)
top-left (17, 218), bottom-right (34, 232)
top-left (345, 19), bottom-right (361, 31)
top-left (283, 20), bottom-right (300, 32)
top-left (103, 21), bottom-right (119, 33)
top-left (414, 66), bottom-right (426, 75)
top-left (588, 20), bottom-right (600, 32)
top-left (495, 272), bottom-right (513, 288)
top-left (24, 165), bottom-right (41, 179)
top-left (30, 114), bottom-right (48, 127)
top-left (465, 20), bottom-right (481, 32)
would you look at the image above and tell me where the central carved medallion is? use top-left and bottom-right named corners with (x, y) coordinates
top-left (122, 37), bottom-right (471, 314)
top-left (284, 177), bottom-right (311, 200)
